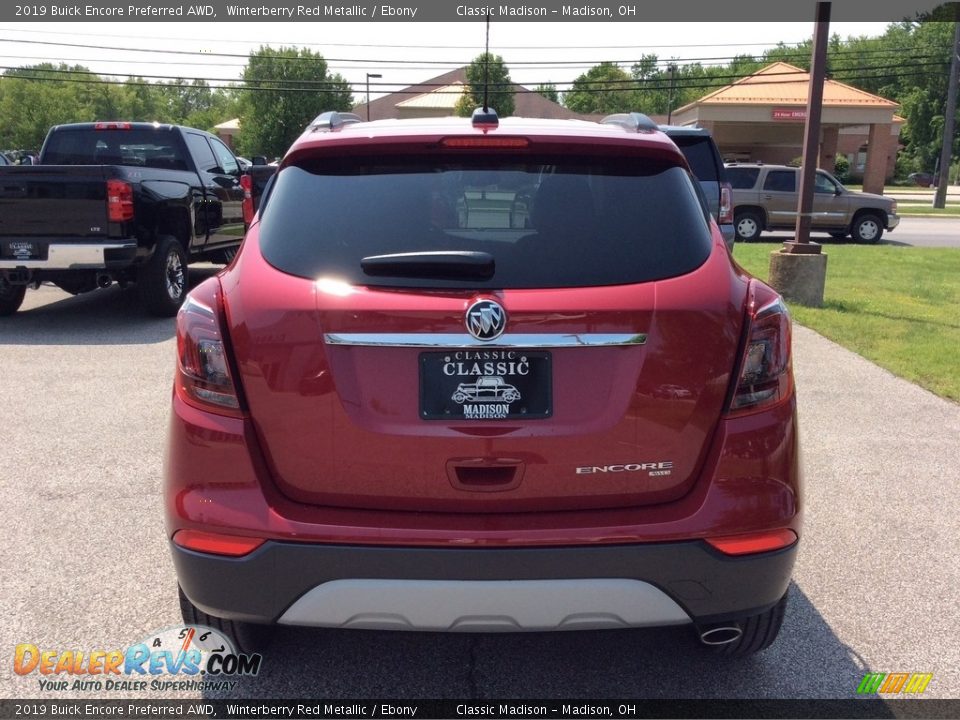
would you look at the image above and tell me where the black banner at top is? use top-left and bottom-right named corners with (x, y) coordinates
top-left (1, 0), bottom-right (957, 23)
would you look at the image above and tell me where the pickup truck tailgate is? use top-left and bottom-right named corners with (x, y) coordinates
top-left (0, 165), bottom-right (111, 238)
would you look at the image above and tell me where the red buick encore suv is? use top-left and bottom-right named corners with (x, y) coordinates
top-left (166, 110), bottom-right (801, 657)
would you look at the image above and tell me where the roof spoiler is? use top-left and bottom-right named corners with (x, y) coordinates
top-left (309, 111), bottom-right (362, 132)
top-left (600, 112), bottom-right (658, 133)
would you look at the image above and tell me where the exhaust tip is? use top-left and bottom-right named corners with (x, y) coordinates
top-left (699, 625), bottom-right (743, 646)
top-left (96, 274), bottom-right (112, 289)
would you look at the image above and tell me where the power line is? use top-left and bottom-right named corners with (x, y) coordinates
top-left (1, 67), bottom-right (945, 95)
top-left (0, 26), bottom-right (891, 51)
top-left (0, 35), bottom-right (943, 69)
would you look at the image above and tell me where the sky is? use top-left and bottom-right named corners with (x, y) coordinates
top-left (1, 21), bottom-right (894, 100)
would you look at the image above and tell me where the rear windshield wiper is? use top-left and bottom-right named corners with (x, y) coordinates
top-left (360, 251), bottom-right (495, 280)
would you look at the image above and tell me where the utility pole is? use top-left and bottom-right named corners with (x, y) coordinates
top-left (933, 12), bottom-right (959, 209)
top-left (767, 1), bottom-right (830, 308)
top-left (789, 1), bottom-right (830, 249)
top-left (666, 64), bottom-right (678, 125)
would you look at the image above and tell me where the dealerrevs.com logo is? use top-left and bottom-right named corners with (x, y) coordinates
top-left (13, 625), bottom-right (261, 693)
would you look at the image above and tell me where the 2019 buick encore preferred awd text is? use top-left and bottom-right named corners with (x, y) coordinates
top-left (166, 110), bottom-right (801, 657)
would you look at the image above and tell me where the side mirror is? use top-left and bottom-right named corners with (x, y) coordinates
top-left (252, 156), bottom-right (268, 166)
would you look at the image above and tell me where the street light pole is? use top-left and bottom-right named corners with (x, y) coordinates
top-left (365, 73), bottom-right (382, 122)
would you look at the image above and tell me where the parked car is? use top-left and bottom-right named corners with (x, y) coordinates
top-left (656, 124), bottom-right (735, 250)
top-left (167, 110), bottom-right (801, 658)
top-left (908, 172), bottom-right (937, 188)
top-left (726, 163), bottom-right (899, 243)
top-left (0, 122), bottom-right (245, 316)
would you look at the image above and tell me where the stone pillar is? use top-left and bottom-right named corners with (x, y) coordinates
top-left (862, 123), bottom-right (890, 195)
top-left (819, 126), bottom-right (840, 171)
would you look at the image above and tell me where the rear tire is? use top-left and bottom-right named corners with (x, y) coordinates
top-left (734, 211), bottom-right (763, 242)
top-left (0, 279), bottom-right (26, 316)
top-left (178, 585), bottom-right (273, 655)
top-left (137, 235), bottom-right (188, 317)
top-left (701, 591), bottom-right (788, 658)
top-left (851, 213), bottom-right (884, 244)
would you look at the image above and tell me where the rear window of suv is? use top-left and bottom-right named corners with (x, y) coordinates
top-left (669, 136), bottom-right (719, 181)
top-left (726, 167), bottom-right (761, 189)
top-left (258, 156), bottom-right (712, 290)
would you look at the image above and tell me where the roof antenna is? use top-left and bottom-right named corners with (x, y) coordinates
top-left (471, 14), bottom-right (498, 127)
top-left (483, 13), bottom-right (490, 112)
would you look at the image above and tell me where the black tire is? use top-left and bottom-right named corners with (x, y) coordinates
top-left (734, 210), bottom-right (763, 242)
top-left (0, 279), bottom-right (26, 316)
top-left (137, 235), bottom-right (188, 317)
top-left (178, 585), bottom-right (273, 655)
top-left (701, 592), bottom-right (788, 658)
top-left (851, 213), bottom-right (884, 244)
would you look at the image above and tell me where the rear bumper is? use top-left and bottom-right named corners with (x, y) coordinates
top-left (173, 538), bottom-right (798, 629)
top-left (0, 240), bottom-right (137, 270)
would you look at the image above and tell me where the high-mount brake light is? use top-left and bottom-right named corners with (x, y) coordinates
top-left (728, 280), bottom-right (793, 415)
top-left (706, 529), bottom-right (797, 556)
top-left (441, 137), bottom-right (529, 149)
top-left (94, 122), bottom-right (131, 130)
top-left (175, 279), bottom-right (243, 418)
top-left (106, 180), bottom-right (134, 222)
top-left (240, 174), bottom-right (254, 224)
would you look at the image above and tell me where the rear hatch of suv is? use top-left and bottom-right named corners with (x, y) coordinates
top-left (225, 134), bottom-right (747, 514)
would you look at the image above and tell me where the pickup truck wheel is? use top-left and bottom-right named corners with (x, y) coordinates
top-left (138, 235), bottom-right (188, 317)
top-left (178, 585), bottom-right (273, 655)
top-left (852, 214), bottom-right (884, 244)
top-left (734, 211), bottom-right (762, 242)
top-left (0, 279), bottom-right (26, 316)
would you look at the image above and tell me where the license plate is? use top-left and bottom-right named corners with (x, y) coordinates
top-left (5, 240), bottom-right (39, 260)
top-left (420, 350), bottom-right (552, 420)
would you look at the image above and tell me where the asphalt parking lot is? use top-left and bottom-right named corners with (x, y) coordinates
top-left (2, 266), bottom-right (958, 701)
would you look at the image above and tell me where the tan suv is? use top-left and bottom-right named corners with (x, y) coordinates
top-left (726, 164), bottom-right (899, 244)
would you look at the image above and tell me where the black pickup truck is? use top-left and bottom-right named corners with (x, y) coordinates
top-left (0, 122), bottom-right (245, 316)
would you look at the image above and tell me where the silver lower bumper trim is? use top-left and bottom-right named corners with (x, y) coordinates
top-left (0, 243), bottom-right (136, 270)
top-left (277, 578), bottom-right (692, 632)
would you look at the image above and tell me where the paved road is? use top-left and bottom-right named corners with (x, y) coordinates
top-left (761, 215), bottom-right (959, 248)
top-left (2, 280), bottom-right (958, 701)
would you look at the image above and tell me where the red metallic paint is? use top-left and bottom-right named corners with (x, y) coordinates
top-left (164, 116), bottom-right (800, 552)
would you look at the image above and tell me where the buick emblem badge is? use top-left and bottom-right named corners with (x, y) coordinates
top-left (466, 299), bottom-right (507, 341)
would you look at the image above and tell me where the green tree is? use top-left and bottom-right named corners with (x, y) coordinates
top-left (239, 46), bottom-right (352, 158)
top-left (564, 62), bottom-right (635, 114)
top-left (534, 83), bottom-right (559, 104)
top-left (455, 52), bottom-right (515, 117)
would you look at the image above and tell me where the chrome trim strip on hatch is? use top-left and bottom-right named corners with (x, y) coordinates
top-left (323, 333), bottom-right (647, 348)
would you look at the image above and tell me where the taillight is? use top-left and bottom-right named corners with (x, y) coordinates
top-left (728, 280), bottom-right (793, 414)
top-left (719, 181), bottom-right (733, 225)
top-left (106, 179), bottom-right (134, 222)
top-left (240, 173), bottom-right (254, 224)
top-left (175, 278), bottom-right (243, 418)
top-left (94, 122), bottom-right (131, 130)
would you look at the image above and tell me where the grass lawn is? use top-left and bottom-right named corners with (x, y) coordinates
top-left (732, 243), bottom-right (960, 402)
top-left (896, 205), bottom-right (960, 217)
